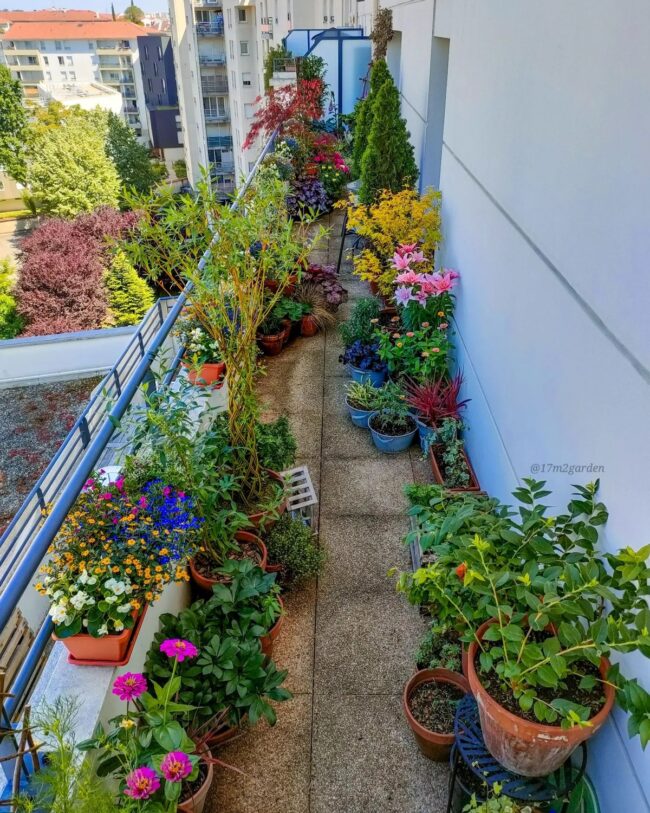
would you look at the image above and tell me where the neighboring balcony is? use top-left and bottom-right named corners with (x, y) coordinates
top-left (270, 57), bottom-right (297, 89)
top-left (198, 54), bottom-right (226, 66)
top-left (196, 21), bottom-right (224, 36)
top-left (194, 0), bottom-right (222, 6)
top-left (200, 76), bottom-right (228, 94)
top-left (207, 135), bottom-right (233, 148)
top-left (210, 161), bottom-right (235, 174)
top-left (203, 110), bottom-right (230, 123)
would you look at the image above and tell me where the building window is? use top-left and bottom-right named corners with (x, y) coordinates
top-left (153, 61), bottom-right (158, 75)
top-left (226, 8), bottom-right (232, 27)
top-left (238, 8), bottom-right (246, 22)
top-left (88, 41), bottom-right (94, 49)
top-left (43, 56), bottom-right (49, 65)
top-left (66, 55), bottom-right (73, 65)
top-left (229, 40), bottom-right (234, 59)
top-left (58, 56), bottom-right (64, 65)
top-left (61, 70), bottom-right (67, 80)
top-left (244, 102), bottom-right (254, 119)
top-left (240, 41), bottom-right (249, 56)
top-left (148, 78), bottom-right (153, 92)
top-left (45, 70), bottom-right (52, 80)
top-left (55, 40), bottom-right (62, 50)
top-left (144, 44), bottom-right (149, 59)
top-left (242, 71), bottom-right (251, 86)
top-left (161, 77), bottom-right (166, 93)
top-left (231, 69), bottom-right (236, 86)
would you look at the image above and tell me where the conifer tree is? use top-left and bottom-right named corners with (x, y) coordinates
top-left (359, 75), bottom-right (419, 204)
top-left (351, 59), bottom-right (391, 178)
top-left (104, 250), bottom-right (154, 326)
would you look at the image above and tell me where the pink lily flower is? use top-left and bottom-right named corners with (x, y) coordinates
top-left (391, 253), bottom-right (413, 271)
top-left (394, 286), bottom-right (415, 306)
top-left (395, 270), bottom-right (421, 285)
top-left (410, 250), bottom-right (427, 264)
top-left (396, 243), bottom-right (418, 256)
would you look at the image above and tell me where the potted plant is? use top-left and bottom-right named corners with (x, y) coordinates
top-left (402, 667), bottom-right (469, 761)
top-left (302, 263), bottom-right (347, 312)
top-left (264, 514), bottom-right (326, 585)
top-left (344, 379), bottom-right (385, 428)
top-left (395, 480), bottom-right (650, 777)
top-left (403, 372), bottom-right (470, 451)
top-left (176, 311), bottom-right (226, 387)
top-left (414, 623), bottom-right (462, 672)
top-left (368, 391), bottom-right (417, 453)
top-left (338, 296), bottom-right (381, 349)
top-left (257, 309), bottom-right (287, 356)
top-left (79, 643), bottom-right (221, 813)
top-left (428, 418), bottom-right (481, 492)
top-left (340, 339), bottom-right (387, 386)
top-left (145, 597), bottom-right (291, 745)
top-left (294, 281), bottom-right (336, 336)
top-left (37, 475), bottom-right (200, 663)
top-left (273, 295), bottom-right (308, 341)
top-left (375, 322), bottom-right (451, 384)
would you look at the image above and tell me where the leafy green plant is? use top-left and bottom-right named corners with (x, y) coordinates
top-left (0, 257), bottom-right (24, 338)
top-left (14, 698), bottom-right (115, 813)
top-left (415, 624), bottom-right (462, 672)
top-left (104, 249), bottom-right (154, 326)
top-left (257, 415), bottom-right (297, 472)
top-left (345, 379), bottom-right (385, 410)
top-left (174, 309), bottom-right (222, 364)
top-left (338, 296), bottom-right (381, 347)
top-left (395, 479), bottom-right (650, 741)
top-left (273, 295), bottom-right (307, 322)
top-left (436, 418), bottom-right (471, 488)
top-left (375, 323), bottom-right (451, 382)
top-left (265, 514), bottom-right (326, 586)
top-left (208, 558), bottom-right (282, 636)
top-left (464, 792), bottom-right (533, 813)
top-left (351, 60), bottom-right (391, 177)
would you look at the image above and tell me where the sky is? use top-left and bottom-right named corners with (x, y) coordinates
top-left (7, 0), bottom-right (170, 12)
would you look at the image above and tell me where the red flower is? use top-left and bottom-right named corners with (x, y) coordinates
top-left (455, 563), bottom-right (467, 581)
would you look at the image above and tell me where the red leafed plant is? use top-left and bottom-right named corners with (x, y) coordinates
top-left (403, 372), bottom-right (470, 428)
top-left (242, 79), bottom-right (325, 150)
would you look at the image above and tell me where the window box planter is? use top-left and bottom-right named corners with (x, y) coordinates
top-left (467, 619), bottom-right (616, 777)
top-left (402, 667), bottom-right (470, 761)
top-left (349, 366), bottom-right (387, 387)
top-left (183, 360), bottom-right (226, 388)
top-left (189, 531), bottom-right (268, 592)
top-left (428, 444), bottom-right (481, 492)
top-left (345, 396), bottom-right (374, 429)
top-left (53, 608), bottom-right (146, 665)
top-left (368, 412), bottom-right (417, 453)
top-left (260, 595), bottom-right (285, 657)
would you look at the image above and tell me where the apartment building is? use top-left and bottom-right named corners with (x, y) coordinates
top-left (0, 17), bottom-right (150, 141)
top-left (348, 2), bottom-right (650, 811)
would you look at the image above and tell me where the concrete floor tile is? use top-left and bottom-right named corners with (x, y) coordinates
top-left (313, 590), bottom-right (425, 696)
top-left (324, 342), bottom-right (348, 378)
top-left (409, 448), bottom-right (433, 484)
top-left (323, 377), bottom-right (350, 416)
top-left (272, 581), bottom-right (316, 695)
top-left (321, 412), bottom-right (384, 460)
top-left (318, 515), bottom-right (411, 596)
top-left (259, 369), bottom-right (324, 414)
top-left (207, 694), bottom-right (311, 813)
top-left (320, 457), bottom-right (412, 517)
top-left (310, 693), bottom-right (448, 813)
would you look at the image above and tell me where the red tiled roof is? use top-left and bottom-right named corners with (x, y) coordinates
top-left (0, 10), bottom-right (112, 23)
top-left (1, 19), bottom-right (149, 40)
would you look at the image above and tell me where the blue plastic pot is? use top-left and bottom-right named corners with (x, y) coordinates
top-left (414, 416), bottom-right (437, 452)
top-left (346, 398), bottom-right (374, 429)
top-left (368, 413), bottom-right (417, 453)
top-left (348, 366), bottom-right (387, 387)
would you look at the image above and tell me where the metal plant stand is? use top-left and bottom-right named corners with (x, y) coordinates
top-left (446, 695), bottom-right (587, 813)
top-left (282, 465), bottom-right (318, 528)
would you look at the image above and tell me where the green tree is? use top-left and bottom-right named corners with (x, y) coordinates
top-left (104, 249), bottom-right (154, 326)
top-left (351, 59), bottom-right (390, 178)
top-left (105, 112), bottom-right (157, 203)
top-left (264, 44), bottom-right (290, 90)
top-left (0, 65), bottom-right (28, 184)
top-left (0, 257), bottom-right (24, 339)
top-left (359, 75), bottom-right (419, 204)
top-left (27, 114), bottom-right (120, 218)
top-left (122, 3), bottom-right (144, 24)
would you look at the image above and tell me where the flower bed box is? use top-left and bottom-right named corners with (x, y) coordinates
top-left (428, 444), bottom-right (481, 493)
top-left (55, 607), bottom-right (148, 666)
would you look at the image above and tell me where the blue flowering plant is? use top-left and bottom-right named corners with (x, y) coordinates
top-left (36, 474), bottom-right (202, 638)
top-left (339, 339), bottom-right (387, 373)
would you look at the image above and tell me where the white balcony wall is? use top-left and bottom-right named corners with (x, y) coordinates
top-left (430, 2), bottom-right (650, 810)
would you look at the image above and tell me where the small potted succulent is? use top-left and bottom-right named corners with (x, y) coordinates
top-left (368, 391), bottom-right (417, 453)
top-left (339, 340), bottom-right (387, 386)
top-left (37, 475), bottom-right (201, 663)
top-left (428, 417), bottom-right (481, 492)
top-left (176, 312), bottom-right (226, 387)
top-left (403, 372), bottom-right (470, 452)
top-left (403, 667), bottom-right (470, 761)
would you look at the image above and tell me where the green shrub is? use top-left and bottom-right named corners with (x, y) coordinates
top-left (265, 515), bottom-right (326, 586)
top-left (104, 249), bottom-right (154, 326)
top-left (338, 296), bottom-right (381, 348)
top-left (172, 158), bottom-right (187, 179)
top-left (415, 624), bottom-right (461, 671)
top-left (257, 415), bottom-right (297, 472)
top-left (0, 257), bottom-right (23, 339)
top-left (352, 60), bottom-right (391, 177)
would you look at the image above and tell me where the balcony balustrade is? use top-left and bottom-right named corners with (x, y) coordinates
top-left (200, 76), bottom-right (228, 93)
top-left (196, 20), bottom-right (224, 36)
top-left (203, 110), bottom-right (230, 123)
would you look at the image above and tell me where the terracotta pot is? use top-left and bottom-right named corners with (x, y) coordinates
top-left (260, 596), bottom-right (285, 656)
top-left (461, 643), bottom-right (469, 680)
top-left (53, 611), bottom-right (141, 663)
top-left (257, 332), bottom-right (284, 356)
top-left (369, 280), bottom-right (380, 296)
top-left (467, 619), bottom-right (615, 776)
top-left (247, 470), bottom-right (288, 529)
top-left (178, 756), bottom-right (214, 813)
top-left (429, 444), bottom-right (482, 493)
top-left (185, 361), bottom-right (226, 387)
top-left (300, 314), bottom-right (318, 337)
top-left (266, 562), bottom-right (283, 574)
top-left (189, 531), bottom-right (268, 592)
top-left (403, 668), bottom-right (470, 761)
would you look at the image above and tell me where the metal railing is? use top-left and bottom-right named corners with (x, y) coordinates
top-left (207, 135), bottom-right (233, 149)
top-left (0, 132), bottom-right (278, 718)
top-left (203, 110), bottom-right (230, 123)
top-left (273, 57), bottom-right (297, 73)
top-left (196, 20), bottom-right (224, 35)
top-left (201, 77), bottom-right (228, 93)
top-left (198, 54), bottom-right (227, 66)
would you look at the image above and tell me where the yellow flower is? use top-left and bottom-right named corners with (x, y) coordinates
top-left (120, 717), bottom-right (136, 729)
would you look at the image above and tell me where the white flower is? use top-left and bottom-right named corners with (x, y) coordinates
top-left (78, 571), bottom-right (89, 585)
top-left (49, 604), bottom-right (68, 624)
top-left (117, 602), bottom-right (132, 614)
top-left (104, 595), bottom-right (117, 604)
top-left (53, 590), bottom-right (64, 600)
top-left (70, 592), bottom-right (88, 611)
top-left (111, 581), bottom-right (127, 596)
top-left (86, 576), bottom-right (97, 585)
top-left (82, 619), bottom-right (88, 627)
top-left (113, 620), bottom-right (125, 632)
top-left (104, 578), bottom-right (117, 592)
top-left (97, 624), bottom-right (109, 636)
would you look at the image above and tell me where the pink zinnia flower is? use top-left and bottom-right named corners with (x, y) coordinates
top-left (177, 491), bottom-right (186, 499)
top-left (114, 477), bottom-right (125, 492)
top-left (138, 496), bottom-right (148, 508)
top-left (159, 639), bottom-right (198, 662)
top-left (394, 286), bottom-right (414, 307)
top-left (113, 672), bottom-right (147, 702)
top-left (161, 751), bottom-right (193, 783)
top-left (162, 486), bottom-right (172, 497)
top-left (100, 492), bottom-right (113, 501)
top-left (391, 252), bottom-right (412, 271)
top-left (83, 478), bottom-right (94, 489)
top-left (124, 766), bottom-right (160, 800)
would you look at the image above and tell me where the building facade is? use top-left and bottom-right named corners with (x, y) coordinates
top-left (0, 18), bottom-right (150, 141)
top-left (350, 2), bottom-right (650, 811)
